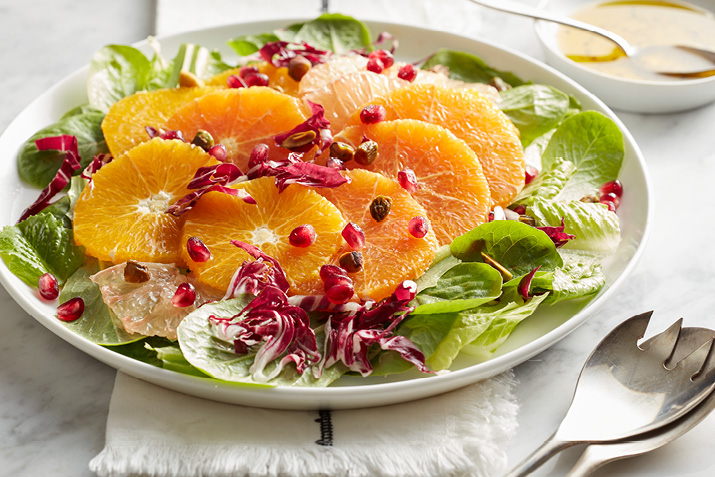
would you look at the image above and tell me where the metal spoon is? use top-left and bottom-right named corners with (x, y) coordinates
top-left (566, 327), bottom-right (715, 476)
top-left (505, 312), bottom-right (715, 476)
top-left (469, 0), bottom-right (715, 79)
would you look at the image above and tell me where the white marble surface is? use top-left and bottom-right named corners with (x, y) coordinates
top-left (2, 0), bottom-right (715, 475)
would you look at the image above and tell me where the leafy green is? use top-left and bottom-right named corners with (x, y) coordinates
top-left (17, 110), bottom-right (107, 188)
top-left (228, 14), bottom-right (372, 55)
top-left (147, 343), bottom-right (208, 377)
top-left (0, 211), bottom-right (84, 286)
top-left (499, 85), bottom-right (573, 147)
top-left (528, 197), bottom-right (621, 254)
top-left (59, 260), bottom-right (142, 345)
top-left (178, 297), bottom-right (346, 387)
top-left (421, 49), bottom-right (525, 86)
top-left (413, 262), bottom-right (502, 314)
top-left (547, 251), bottom-right (605, 304)
top-left (540, 111), bottom-right (624, 200)
top-left (450, 221), bottom-right (563, 276)
top-left (515, 156), bottom-right (577, 205)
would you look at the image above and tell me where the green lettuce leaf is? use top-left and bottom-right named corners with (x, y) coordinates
top-left (59, 260), bottom-right (142, 345)
top-left (528, 197), bottom-right (621, 254)
top-left (17, 110), bottom-right (107, 188)
top-left (413, 262), bottom-right (502, 314)
top-left (547, 251), bottom-right (605, 304)
top-left (499, 85), bottom-right (572, 147)
top-left (178, 297), bottom-right (346, 387)
top-left (450, 220), bottom-right (563, 276)
top-left (422, 49), bottom-right (525, 86)
top-left (147, 342), bottom-right (208, 377)
top-left (515, 156), bottom-right (577, 205)
top-left (540, 111), bottom-right (624, 200)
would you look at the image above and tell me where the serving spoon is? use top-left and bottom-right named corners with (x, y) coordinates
top-left (469, 0), bottom-right (715, 78)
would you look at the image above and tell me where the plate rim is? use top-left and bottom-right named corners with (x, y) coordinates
top-left (0, 17), bottom-right (652, 409)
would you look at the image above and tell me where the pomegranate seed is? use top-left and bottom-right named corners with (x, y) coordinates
top-left (512, 204), bottom-right (526, 215)
top-left (227, 74), bottom-right (245, 88)
top-left (408, 216), bottom-right (430, 238)
top-left (208, 144), bottom-right (227, 162)
top-left (488, 211), bottom-right (495, 222)
top-left (397, 64), bottom-right (417, 82)
top-left (525, 165), bottom-right (538, 184)
top-left (398, 168), bottom-right (418, 193)
top-left (172, 283), bottom-right (196, 308)
top-left (57, 297), bottom-right (84, 322)
top-left (342, 222), bottom-right (366, 250)
top-left (360, 104), bottom-right (387, 124)
top-left (368, 49), bottom-right (394, 69)
top-left (326, 157), bottom-right (346, 169)
top-left (248, 143), bottom-right (270, 168)
top-left (187, 236), bottom-right (211, 262)
top-left (600, 180), bottom-right (623, 198)
top-left (239, 65), bottom-right (260, 78)
top-left (324, 274), bottom-right (353, 290)
top-left (244, 73), bottom-right (269, 87)
top-left (393, 280), bottom-right (417, 301)
top-left (160, 130), bottom-right (184, 141)
top-left (320, 264), bottom-right (347, 281)
top-left (289, 224), bottom-right (316, 247)
top-left (366, 57), bottom-right (384, 73)
top-left (38, 273), bottom-right (59, 301)
top-left (325, 282), bottom-right (354, 304)
top-left (600, 192), bottom-right (621, 210)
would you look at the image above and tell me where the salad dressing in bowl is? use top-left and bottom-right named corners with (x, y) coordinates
top-left (556, 0), bottom-right (715, 81)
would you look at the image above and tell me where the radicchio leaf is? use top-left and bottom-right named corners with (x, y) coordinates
top-left (518, 265), bottom-right (542, 300)
top-left (274, 101), bottom-right (333, 155)
top-left (81, 153), bottom-right (113, 181)
top-left (246, 149), bottom-right (348, 193)
top-left (537, 218), bottom-right (575, 248)
top-left (18, 135), bottom-right (81, 222)
top-left (259, 41), bottom-right (331, 68)
top-left (353, 31), bottom-right (399, 56)
top-left (230, 239), bottom-right (290, 293)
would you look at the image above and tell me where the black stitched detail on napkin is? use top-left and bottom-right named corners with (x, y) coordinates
top-left (315, 410), bottom-right (333, 446)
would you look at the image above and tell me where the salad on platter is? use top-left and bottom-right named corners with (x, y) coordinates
top-left (0, 14), bottom-right (625, 387)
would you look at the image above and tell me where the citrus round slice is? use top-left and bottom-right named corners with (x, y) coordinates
top-left (298, 54), bottom-right (368, 94)
top-left (165, 87), bottom-right (309, 171)
top-left (73, 138), bottom-right (218, 264)
top-left (181, 176), bottom-right (346, 294)
top-left (304, 71), bottom-right (407, 133)
top-left (313, 169), bottom-right (438, 301)
top-left (348, 83), bottom-right (524, 207)
top-left (339, 119), bottom-right (492, 246)
top-left (206, 62), bottom-right (300, 96)
top-left (102, 86), bottom-right (217, 157)
top-left (384, 63), bottom-right (500, 103)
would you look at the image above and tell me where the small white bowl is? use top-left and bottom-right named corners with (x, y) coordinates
top-left (534, 0), bottom-right (715, 113)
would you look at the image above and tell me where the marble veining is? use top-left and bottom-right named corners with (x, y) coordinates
top-left (2, 0), bottom-right (715, 475)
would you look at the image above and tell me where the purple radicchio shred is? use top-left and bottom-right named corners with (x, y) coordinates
top-left (230, 239), bottom-right (290, 293)
top-left (166, 163), bottom-right (255, 217)
top-left (246, 150), bottom-right (349, 193)
top-left (537, 218), bottom-right (575, 248)
top-left (18, 135), bottom-right (81, 222)
top-left (81, 153), bottom-right (113, 181)
top-left (353, 31), bottom-right (399, 56)
top-left (273, 101), bottom-right (333, 156)
top-left (209, 286), bottom-right (319, 381)
top-left (518, 265), bottom-right (542, 300)
top-left (318, 280), bottom-right (430, 377)
top-left (259, 41), bottom-right (331, 68)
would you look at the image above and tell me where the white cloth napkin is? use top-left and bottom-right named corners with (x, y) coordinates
top-left (90, 371), bottom-right (518, 477)
top-left (89, 2), bottom-right (521, 475)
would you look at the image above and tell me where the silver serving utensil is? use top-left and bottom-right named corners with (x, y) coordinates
top-left (566, 327), bottom-right (715, 477)
top-left (506, 312), bottom-right (715, 476)
top-left (469, 0), bottom-right (715, 78)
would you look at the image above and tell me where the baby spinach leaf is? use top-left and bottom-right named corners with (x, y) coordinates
top-left (422, 49), bottom-right (525, 86)
top-left (450, 221), bottom-right (563, 276)
top-left (60, 260), bottom-right (143, 345)
top-left (147, 343), bottom-right (208, 377)
top-left (499, 85), bottom-right (572, 147)
top-left (413, 262), bottom-right (502, 314)
top-left (108, 336), bottom-right (175, 366)
top-left (540, 111), bottom-right (624, 200)
top-left (228, 33), bottom-right (282, 56)
top-left (17, 110), bottom-right (107, 188)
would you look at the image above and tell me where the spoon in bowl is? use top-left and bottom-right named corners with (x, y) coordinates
top-left (469, 0), bottom-right (715, 79)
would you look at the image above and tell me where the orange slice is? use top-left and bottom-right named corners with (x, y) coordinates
top-left (73, 138), bottom-right (218, 264)
top-left (165, 87), bottom-right (309, 171)
top-left (338, 119), bottom-right (492, 246)
top-left (206, 62), bottom-right (300, 96)
top-left (101, 86), bottom-right (217, 157)
top-left (383, 63), bottom-right (500, 103)
top-left (347, 83), bottom-right (524, 207)
top-left (181, 176), bottom-right (346, 294)
top-left (313, 169), bottom-right (438, 301)
top-left (303, 71), bottom-right (407, 133)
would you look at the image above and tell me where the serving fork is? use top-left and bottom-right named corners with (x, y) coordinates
top-left (506, 311), bottom-right (715, 476)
